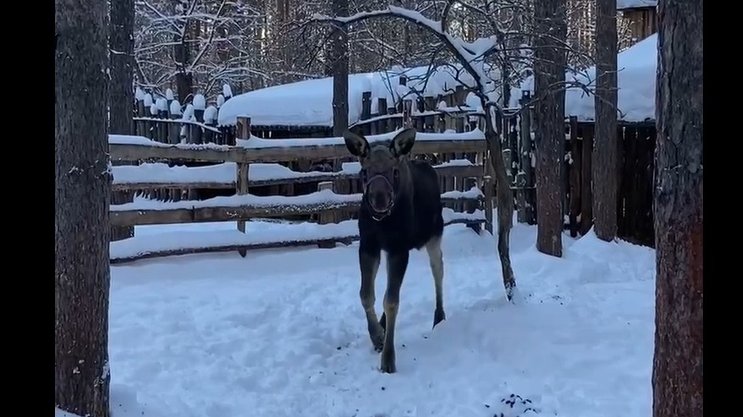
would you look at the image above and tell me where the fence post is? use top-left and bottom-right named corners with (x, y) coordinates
top-left (143, 93), bottom-right (153, 138)
top-left (135, 92), bottom-right (146, 135)
top-left (361, 91), bottom-right (372, 135)
top-left (568, 116), bottom-right (581, 237)
top-left (168, 100), bottom-right (182, 144)
top-left (402, 99), bottom-right (413, 128)
top-left (483, 150), bottom-right (494, 235)
top-left (424, 96), bottom-right (436, 132)
top-left (376, 97), bottom-right (387, 134)
top-left (317, 181), bottom-right (336, 249)
top-left (147, 103), bottom-right (158, 140)
top-left (517, 91), bottom-right (536, 224)
top-left (579, 125), bottom-right (594, 235)
top-left (464, 177), bottom-right (481, 234)
top-left (236, 116), bottom-right (251, 257)
top-left (192, 94), bottom-right (206, 144)
top-left (203, 105), bottom-right (218, 144)
top-left (387, 106), bottom-right (397, 131)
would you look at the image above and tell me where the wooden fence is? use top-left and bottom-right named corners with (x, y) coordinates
top-left (128, 84), bottom-right (657, 250)
top-left (108, 126), bottom-right (492, 263)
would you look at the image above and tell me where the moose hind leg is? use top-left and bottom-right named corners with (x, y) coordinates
top-left (359, 247), bottom-right (385, 352)
top-left (426, 236), bottom-right (446, 328)
top-left (380, 250), bottom-right (409, 374)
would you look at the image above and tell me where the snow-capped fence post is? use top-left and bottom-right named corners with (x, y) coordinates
top-left (464, 177), bottom-right (481, 234)
top-left (517, 91), bottom-right (536, 225)
top-left (156, 99), bottom-right (169, 143)
top-left (386, 104), bottom-right (397, 132)
top-left (424, 96), bottom-right (436, 132)
top-left (135, 96), bottom-right (146, 136)
top-left (413, 97), bottom-right (424, 132)
top-left (579, 125), bottom-right (594, 235)
top-left (376, 97), bottom-right (387, 134)
top-left (453, 87), bottom-right (464, 133)
top-left (236, 116), bottom-right (251, 257)
top-left (402, 99), bottom-right (413, 128)
top-left (568, 116), bottom-right (581, 237)
top-left (168, 100), bottom-right (182, 145)
top-left (203, 105), bottom-right (218, 144)
top-left (361, 91), bottom-right (372, 135)
top-left (191, 94), bottom-right (206, 144)
top-left (317, 181), bottom-right (337, 249)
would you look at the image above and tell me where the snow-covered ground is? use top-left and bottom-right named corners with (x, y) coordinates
top-left (107, 218), bottom-right (655, 417)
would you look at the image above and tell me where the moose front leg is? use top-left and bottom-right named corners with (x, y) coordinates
top-left (380, 250), bottom-right (409, 374)
top-left (359, 244), bottom-right (384, 352)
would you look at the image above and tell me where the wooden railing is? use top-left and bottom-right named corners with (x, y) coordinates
top-left (108, 127), bottom-right (493, 263)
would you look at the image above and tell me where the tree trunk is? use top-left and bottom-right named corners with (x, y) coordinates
top-left (593, 0), bottom-right (619, 241)
top-left (533, 0), bottom-right (568, 257)
top-left (109, 0), bottom-right (135, 242)
top-left (175, 71), bottom-right (194, 104)
top-left (109, 0), bottom-right (134, 135)
top-left (330, 0), bottom-right (349, 136)
top-left (55, 0), bottom-right (112, 415)
top-left (652, 0), bottom-right (703, 416)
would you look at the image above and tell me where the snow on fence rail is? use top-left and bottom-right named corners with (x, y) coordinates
top-left (108, 128), bottom-right (493, 263)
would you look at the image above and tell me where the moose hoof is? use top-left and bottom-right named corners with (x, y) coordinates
top-left (369, 326), bottom-right (385, 352)
top-left (372, 336), bottom-right (384, 353)
top-left (380, 351), bottom-right (396, 373)
top-left (433, 309), bottom-right (446, 328)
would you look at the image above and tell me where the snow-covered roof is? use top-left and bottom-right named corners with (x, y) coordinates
top-left (617, 0), bottom-right (657, 10)
top-left (522, 33), bottom-right (657, 123)
top-left (570, 33), bottom-right (657, 122)
top-left (217, 64), bottom-right (519, 127)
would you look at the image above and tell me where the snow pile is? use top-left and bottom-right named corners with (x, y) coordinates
top-left (111, 161), bottom-right (360, 185)
top-left (522, 34), bottom-right (658, 122)
top-left (235, 128), bottom-right (485, 150)
top-left (192, 94), bottom-right (206, 110)
top-left (617, 0), bottom-right (656, 10)
top-left (218, 64), bottom-right (521, 127)
top-left (108, 221), bottom-right (656, 417)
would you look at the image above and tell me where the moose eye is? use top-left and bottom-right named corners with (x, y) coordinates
top-left (393, 168), bottom-right (399, 181)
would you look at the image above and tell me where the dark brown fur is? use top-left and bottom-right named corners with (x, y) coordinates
top-left (343, 128), bottom-right (446, 373)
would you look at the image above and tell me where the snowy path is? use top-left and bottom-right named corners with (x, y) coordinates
top-left (109, 222), bottom-right (655, 417)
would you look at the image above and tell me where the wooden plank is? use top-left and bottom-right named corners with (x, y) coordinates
top-left (109, 139), bottom-right (485, 164)
top-left (110, 164), bottom-right (485, 191)
top-left (483, 151), bottom-right (494, 234)
top-left (112, 181), bottom-right (234, 191)
top-left (110, 193), bottom-right (485, 227)
top-left (317, 181), bottom-right (336, 249)
top-left (568, 116), bottom-right (581, 237)
top-left (579, 125), bottom-right (594, 235)
top-left (109, 218), bottom-right (487, 264)
top-left (236, 116), bottom-right (251, 257)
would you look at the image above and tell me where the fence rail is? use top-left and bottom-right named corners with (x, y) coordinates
top-left (108, 129), bottom-right (491, 263)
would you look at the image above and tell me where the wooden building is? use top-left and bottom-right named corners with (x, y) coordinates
top-left (618, 1), bottom-right (658, 46)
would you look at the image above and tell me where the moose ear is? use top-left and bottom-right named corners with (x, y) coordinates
top-left (390, 127), bottom-right (416, 157)
top-left (343, 130), bottom-right (370, 158)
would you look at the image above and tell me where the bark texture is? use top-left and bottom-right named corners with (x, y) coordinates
top-left (593, 0), bottom-right (619, 241)
top-left (109, 0), bottom-right (134, 135)
top-left (652, 0), bottom-right (704, 416)
top-left (533, 0), bottom-right (568, 257)
top-left (55, 0), bottom-right (112, 414)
